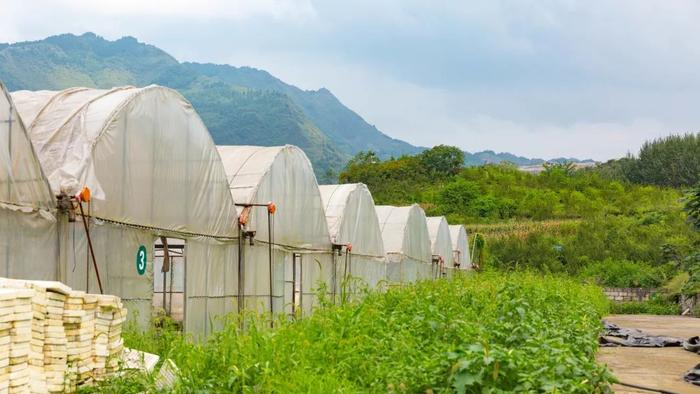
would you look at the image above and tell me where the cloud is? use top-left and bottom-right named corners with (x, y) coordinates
top-left (1, 0), bottom-right (699, 160)
top-left (21, 0), bottom-right (315, 20)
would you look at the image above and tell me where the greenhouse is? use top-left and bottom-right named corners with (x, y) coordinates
top-left (318, 183), bottom-right (386, 296)
top-left (12, 85), bottom-right (240, 335)
top-left (0, 82), bottom-right (58, 281)
top-left (217, 145), bottom-right (333, 316)
top-left (374, 204), bottom-right (432, 284)
top-left (448, 225), bottom-right (471, 270)
top-left (426, 216), bottom-right (453, 279)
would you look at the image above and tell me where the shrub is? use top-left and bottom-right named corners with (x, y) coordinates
top-left (579, 259), bottom-right (670, 288)
top-left (610, 294), bottom-right (679, 315)
top-left (92, 274), bottom-right (612, 393)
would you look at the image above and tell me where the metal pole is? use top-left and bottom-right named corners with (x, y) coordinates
top-left (291, 253), bottom-right (297, 316)
top-left (331, 251), bottom-right (337, 304)
top-left (268, 210), bottom-right (273, 326)
top-left (168, 256), bottom-right (174, 317)
top-left (77, 202), bottom-right (103, 294)
top-left (237, 224), bottom-right (243, 314)
top-left (161, 237), bottom-right (170, 315)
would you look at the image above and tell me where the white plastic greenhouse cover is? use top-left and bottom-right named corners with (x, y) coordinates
top-left (12, 86), bottom-right (240, 335)
top-left (11, 86), bottom-right (237, 236)
top-left (0, 81), bottom-right (58, 280)
top-left (319, 183), bottom-right (386, 291)
top-left (448, 224), bottom-right (471, 269)
top-left (426, 216), bottom-right (453, 266)
top-left (375, 204), bottom-right (432, 282)
top-left (318, 184), bottom-right (384, 258)
top-left (217, 145), bottom-right (330, 250)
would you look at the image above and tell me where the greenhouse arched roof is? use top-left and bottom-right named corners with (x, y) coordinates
top-left (318, 183), bottom-right (384, 258)
top-left (448, 224), bottom-right (470, 268)
top-left (426, 216), bottom-right (453, 264)
top-left (217, 145), bottom-right (330, 250)
top-left (12, 85), bottom-right (237, 238)
top-left (374, 204), bottom-right (431, 264)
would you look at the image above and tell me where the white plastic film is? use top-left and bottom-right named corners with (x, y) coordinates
top-left (0, 82), bottom-right (58, 282)
top-left (375, 205), bottom-right (432, 283)
top-left (426, 216), bottom-right (453, 279)
top-left (319, 183), bottom-right (386, 292)
top-left (218, 145), bottom-right (333, 316)
top-left (12, 86), bottom-right (240, 335)
top-left (448, 225), bottom-right (471, 270)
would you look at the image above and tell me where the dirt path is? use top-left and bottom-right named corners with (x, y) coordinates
top-left (597, 315), bottom-right (700, 393)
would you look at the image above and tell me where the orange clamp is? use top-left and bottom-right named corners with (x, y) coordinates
top-left (76, 187), bottom-right (91, 202)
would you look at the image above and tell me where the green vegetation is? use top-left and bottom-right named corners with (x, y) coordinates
top-left (1, 33), bottom-right (595, 182)
top-left (609, 295), bottom-right (680, 315)
top-left (87, 274), bottom-right (611, 393)
top-left (341, 145), bottom-right (699, 278)
top-left (597, 132), bottom-right (700, 187)
top-left (0, 33), bottom-right (424, 182)
top-left (579, 259), bottom-right (672, 288)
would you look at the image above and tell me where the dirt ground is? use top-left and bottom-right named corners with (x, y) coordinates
top-left (597, 314), bottom-right (700, 393)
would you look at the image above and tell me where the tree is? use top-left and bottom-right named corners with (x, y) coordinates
top-left (437, 178), bottom-right (480, 215)
top-left (346, 151), bottom-right (380, 167)
top-left (629, 133), bottom-right (700, 187)
top-left (686, 183), bottom-right (700, 230)
top-left (419, 145), bottom-right (464, 177)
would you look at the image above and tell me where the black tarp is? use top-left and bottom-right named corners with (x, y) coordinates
top-left (600, 320), bottom-right (683, 347)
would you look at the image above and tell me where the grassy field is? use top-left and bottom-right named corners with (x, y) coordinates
top-left (87, 273), bottom-right (612, 393)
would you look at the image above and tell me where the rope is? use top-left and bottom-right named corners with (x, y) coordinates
top-left (616, 381), bottom-right (681, 394)
top-left (75, 212), bottom-right (237, 241)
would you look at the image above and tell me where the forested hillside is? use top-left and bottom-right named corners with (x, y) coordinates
top-left (596, 132), bottom-right (700, 187)
top-left (0, 33), bottom-right (424, 181)
top-left (0, 33), bottom-right (590, 181)
top-left (341, 137), bottom-right (700, 292)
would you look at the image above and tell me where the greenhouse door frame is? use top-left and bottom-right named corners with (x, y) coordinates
top-left (154, 237), bottom-right (186, 324)
top-left (291, 252), bottom-right (302, 315)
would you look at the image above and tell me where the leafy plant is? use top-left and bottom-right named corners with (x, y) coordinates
top-left (579, 259), bottom-right (670, 288)
top-left (94, 274), bottom-right (612, 393)
top-left (610, 294), bottom-right (679, 315)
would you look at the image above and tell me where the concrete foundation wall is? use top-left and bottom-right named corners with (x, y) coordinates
top-left (604, 287), bottom-right (656, 302)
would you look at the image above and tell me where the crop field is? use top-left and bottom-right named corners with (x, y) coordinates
top-left (89, 273), bottom-right (612, 393)
top-left (466, 219), bottom-right (582, 240)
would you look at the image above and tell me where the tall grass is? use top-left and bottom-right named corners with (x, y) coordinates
top-left (89, 273), bottom-right (612, 393)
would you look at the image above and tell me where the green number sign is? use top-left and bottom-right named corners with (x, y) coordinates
top-left (136, 245), bottom-right (147, 275)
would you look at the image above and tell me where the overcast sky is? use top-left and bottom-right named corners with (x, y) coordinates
top-left (2, 0), bottom-right (699, 160)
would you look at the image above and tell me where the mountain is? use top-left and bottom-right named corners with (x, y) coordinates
top-left (462, 150), bottom-right (593, 166)
top-left (0, 33), bottom-right (590, 180)
top-left (0, 33), bottom-right (423, 182)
